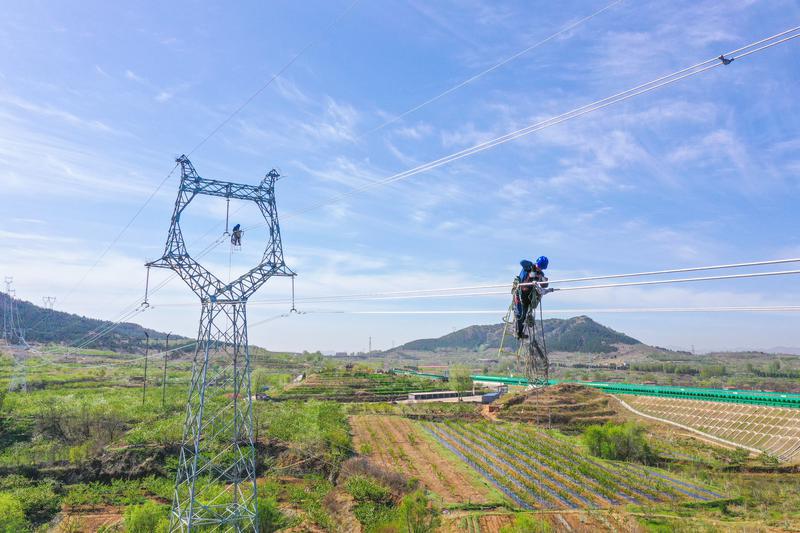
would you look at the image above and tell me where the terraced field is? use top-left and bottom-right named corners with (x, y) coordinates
top-left (279, 371), bottom-right (443, 401)
top-left (618, 395), bottom-right (800, 462)
top-left (422, 420), bottom-right (724, 510)
top-left (493, 383), bottom-right (619, 431)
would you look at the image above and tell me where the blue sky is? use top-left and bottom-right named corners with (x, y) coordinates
top-left (1, 0), bottom-right (799, 353)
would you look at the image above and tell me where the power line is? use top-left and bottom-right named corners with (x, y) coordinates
top-left (38, 26), bottom-right (800, 343)
top-left (36, 1), bottom-right (361, 325)
top-left (50, 163), bottom-right (180, 313)
top-left (555, 269), bottom-right (800, 292)
top-left (149, 262), bottom-right (800, 308)
top-left (26, 27), bottom-right (800, 353)
top-left (249, 25), bottom-right (800, 226)
top-left (186, 0), bottom-right (361, 155)
top-left (26, 311), bottom-right (291, 372)
top-left (34, 232), bottom-right (229, 356)
top-left (336, 306), bottom-right (800, 315)
top-left (264, 257), bottom-right (800, 302)
top-left (360, 0), bottom-right (625, 137)
top-left (42, 258), bottom-right (800, 353)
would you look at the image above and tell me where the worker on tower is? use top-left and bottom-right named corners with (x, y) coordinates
top-left (231, 224), bottom-right (242, 246)
top-left (513, 256), bottom-right (550, 339)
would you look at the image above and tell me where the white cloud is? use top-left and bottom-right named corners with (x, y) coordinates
top-left (393, 122), bottom-right (433, 140)
top-left (0, 92), bottom-right (113, 132)
top-left (272, 77), bottom-right (310, 105)
top-left (299, 97), bottom-right (360, 143)
top-left (124, 69), bottom-right (144, 83)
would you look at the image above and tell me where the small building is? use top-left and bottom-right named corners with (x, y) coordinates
top-left (407, 390), bottom-right (461, 402)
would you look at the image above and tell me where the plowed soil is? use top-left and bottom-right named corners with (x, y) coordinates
top-left (349, 415), bottom-right (495, 504)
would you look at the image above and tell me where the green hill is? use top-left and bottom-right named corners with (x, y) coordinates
top-left (395, 316), bottom-right (640, 354)
top-left (0, 291), bottom-right (186, 352)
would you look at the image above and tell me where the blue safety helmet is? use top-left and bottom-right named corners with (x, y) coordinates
top-left (536, 256), bottom-right (549, 270)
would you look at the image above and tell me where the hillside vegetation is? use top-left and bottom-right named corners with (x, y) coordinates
top-left (396, 315), bottom-right (640, 354)
top-left (0, 292), bottom-right (182, 352)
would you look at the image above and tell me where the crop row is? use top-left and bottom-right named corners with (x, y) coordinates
top-left (427, 422), bottom-right (577, 509)
top-left (488, 424), bottom-right (708, 503)
top-left (501, 422), bottom-right (722, 502)
top-left (424, 421), bottom-right (722, 509)
top-left (443, 422), bottom-right (587, 507)
top-left (423, 424), bottom-right (534, 509)
top-left (450, 422), bottom-right (664, 506)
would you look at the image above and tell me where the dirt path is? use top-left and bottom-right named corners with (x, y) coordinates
top-left (349, 415), bottom-right (494, 504)
top-left (55, 506), bottom-right (124, 532)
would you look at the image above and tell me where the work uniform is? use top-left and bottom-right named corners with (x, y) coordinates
top-left (231, 224), bottom-right (242, 246)
top-left (514, 260), bottom-right (548, 338)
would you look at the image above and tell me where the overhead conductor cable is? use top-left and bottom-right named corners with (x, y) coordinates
top-left (263, 25), bottom-right (800, 223)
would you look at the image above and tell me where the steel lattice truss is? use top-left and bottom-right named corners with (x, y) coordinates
top-left (149, 156), bottom-right (294, 532)
top-left (149, 156), bottom-right (293, 303)
top-left (521, 310), bottom-right (549, 387)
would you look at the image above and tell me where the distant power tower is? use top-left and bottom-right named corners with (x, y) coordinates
top-left (148, 156), bottom-right (294, 532)
top-left (42, 296), bottom-right (56, 310)
top-left (2, 277), bottom-right (13, 343)
top-left (2, 278), bottom-right (26, 347)
top-left (3, 278), bottom-right (29, 392)
top-left (41, 297), bottom-right (56, 329)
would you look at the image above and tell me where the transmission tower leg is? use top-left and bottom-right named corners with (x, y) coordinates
top-left (169, 302), bottom-right (259, 532)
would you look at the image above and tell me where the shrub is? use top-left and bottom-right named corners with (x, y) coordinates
top-left (14, 480), bottom-right (61, 526)
top-left (352, 501), bottom-right (396, 531)
top-left (339, 457), bottom-right (411, 496)
top-left (398, 490), bottom-right (440, 533)
top-left (123, 501), bottom-right (168, 533)
top-left (759, 451), bottom-right (779, 466)
top-left (501, 514), bottom-right (552, 533)
top-left (0, 493), bottom-right (28, 532)
top-left (583, 422), bottom-right (654, 464)
top-left (500, 513), bottom-right (552, 533)
top-left (68, 442), bottom-right (90, 464)
top-left (345, 475), bottom-right (392, 504)
top-left (257, 496), bottom-right (288, 532)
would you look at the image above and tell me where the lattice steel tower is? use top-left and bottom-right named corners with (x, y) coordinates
top-left (2, 277), bottom-right (25, 346)
top-left (148, 156), bottom-right (294, 532)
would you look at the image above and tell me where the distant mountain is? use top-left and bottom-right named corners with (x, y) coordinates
top-left (394, 316), bottom-right (640, 354)
top-left (0, 292), bottom-right (187, 352)
top-left (767, 347), bottom-right (800, 356)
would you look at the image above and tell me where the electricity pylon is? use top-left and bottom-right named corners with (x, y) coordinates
top-left (2, 277), bottom-right (13, 343)
top-left (42, 296), bottom-right (56, 310)
top-left (148, 155), bottom-right (293, 532)
top-left (2, 278), bottom-right (26, 347)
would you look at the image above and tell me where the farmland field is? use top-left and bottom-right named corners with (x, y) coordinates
top-left (279, 371), bottom-right (445, 401)
top-left (350, 415), bottom-right (499, 504)
top-left (618, 395), bottom-right (800, 462)
top-left (351, 414), bottom-right (725, 511)
top-left (440, 510), bottom-right (642, 533)
top-left (423, 420), bottom-right (724, 510)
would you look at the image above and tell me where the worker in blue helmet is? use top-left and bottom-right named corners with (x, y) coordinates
top-left (231, 224), bottom-right (242, 246)
top-left (513, 256), bottom-right (550, 339)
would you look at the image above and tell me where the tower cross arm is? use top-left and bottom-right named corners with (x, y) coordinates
top-left (180, 176), bottom-right (273, 202)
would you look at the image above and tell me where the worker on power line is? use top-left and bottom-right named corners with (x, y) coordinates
top-left (231, 224), bottom-right (242, 246)
top-left (513, 256), bottom-right (550, 339)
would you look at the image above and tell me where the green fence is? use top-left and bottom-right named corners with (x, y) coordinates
top-left (467, 374), bottom-right (800, 409)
